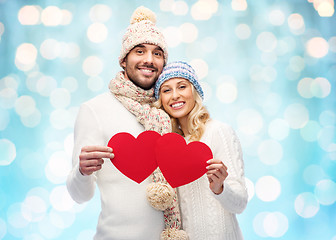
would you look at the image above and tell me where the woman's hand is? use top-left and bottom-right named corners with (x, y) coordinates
top-left (79, 146), bottom-right (114, 176)
top-left (206, 159), bottom-right (228, 194)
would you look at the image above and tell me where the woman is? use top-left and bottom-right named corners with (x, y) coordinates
top-left (153, 61), bottom-right (248, 240)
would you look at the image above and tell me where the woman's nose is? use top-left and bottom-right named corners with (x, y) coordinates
top-left (172, 89), bottom-right (180, 99)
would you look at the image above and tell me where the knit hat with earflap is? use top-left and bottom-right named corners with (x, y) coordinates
top-left (119, 6), bottom-right (168, 66)
top-left (155, 61), bottom-right (204, 100)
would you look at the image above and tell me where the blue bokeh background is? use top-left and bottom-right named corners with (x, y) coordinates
top-left (0, 0), bottom-right (335, 239)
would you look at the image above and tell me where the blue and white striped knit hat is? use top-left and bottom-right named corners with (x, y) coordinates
top-left (154, 61), bottom-right (204, 100)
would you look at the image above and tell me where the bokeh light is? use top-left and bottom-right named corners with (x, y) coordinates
top-left (287, 13), bottom-right (305, 35)
top-left (36, 76), bottom-right (58, 97)
top-left (18, 5), bottom-right (41, 25)
top-left (314, 179), bottom-right (336, 205)
top-left (306, 37), bottom-right (329, 58)
top-left (82, 56), bottom-right (104, 77)
top-left (21, 196), bottom-right (47, 222)
top-left (1, 1), bottom-right (335, 239)
top-left (313, 0), bottom-right (335, 17)
top-left (49, 88), bottom-right (71, 109)
top-left (235, 24), bottom-right (251, 40)
top-left (189, 59), bottom-right (208, 80)
top-left (40, 39), bottom-right (60, 60)
top-left (255, 176), bottom-right (281, 202)
top-left (258, 139), bottom-right (283, 165)
top-left (232, 0), bottom-right (248, 11)
top-left (89, 4), bottom-right (112, 23)
top-left (300, 120), bottom-right (321, 142)
top-left (303, 164), bottom-right (328, 186)
top-left (269, 9), bottom-right (286, 26)
top-left (295, 192), bottom-right (320, 218)
top-left (191, 0), bottom-right (218, 20)
top-left (172, 1), bottom-right (189, 16)
top-left (253, 211), bottom-right (288, 237)
top-left (256, 32), bottom-right (277, 53)
top-left (15, 43), bottom-right (38, 71)
top-left (284, 103), bottom-right (309, 129)
top-left (237, 109), bottom-right (263, 135)
top-left (268, 118), bottom-right (289, 140)
top-left (179, 23), bottom-right (198, 43)
top-left (0, 139), bottom-right (16, 166)
top-left (87, 23), bottom-right (108, 43)
top-left (216, 82), bottom-right (237, 104)
top-left (41, 6), bottom-right (63, 26)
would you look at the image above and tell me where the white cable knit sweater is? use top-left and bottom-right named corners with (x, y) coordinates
top-left (178, 119), bottom-right (248, 240)
top-left (66, 92), bottom-right (165, 240)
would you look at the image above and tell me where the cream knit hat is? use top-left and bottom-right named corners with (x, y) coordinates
top-left (119, 6), bottom-right (168, 66)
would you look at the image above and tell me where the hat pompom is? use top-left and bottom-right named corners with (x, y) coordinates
top-left (146, 182), bottom-right (175, 211)
top-left (130, 6), bottom-right (157, 24)
top-left (160, 229), bottom-right (189, 240)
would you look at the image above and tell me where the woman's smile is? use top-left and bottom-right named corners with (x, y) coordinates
top-left (170, 101), bottom-right (185, 109)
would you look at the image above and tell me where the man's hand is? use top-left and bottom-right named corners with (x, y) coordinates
top-left (79, 146), bottom-right (114, 176)
top-left (206, 159), bottom-right (228, 195)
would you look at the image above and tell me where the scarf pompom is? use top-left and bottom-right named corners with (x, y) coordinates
top-left (160, 228), bottom-right (189, 240)
top-left (146, 182), bottom-right (175, 211)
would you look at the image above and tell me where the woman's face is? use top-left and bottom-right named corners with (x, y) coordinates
top-left (159, 78), bottom-right (196, 120)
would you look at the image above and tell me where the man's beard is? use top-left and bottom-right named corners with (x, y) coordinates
top-left (125, 63), bottom-right (158, 90)
top-left (129, 76), bottom-right (155, 90)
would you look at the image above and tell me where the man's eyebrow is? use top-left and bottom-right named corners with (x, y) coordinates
top-left (133, 44), bottom-right (163, 52)
top-left (134, 44), bottom-right (145, 48)
top-left (154, 46), bottom-right (163, 52)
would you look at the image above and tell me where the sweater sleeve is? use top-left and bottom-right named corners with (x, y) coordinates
top-left (211, 123), bottom-right (248, 214)
top-left (66, 103), bottom-right (103, 204)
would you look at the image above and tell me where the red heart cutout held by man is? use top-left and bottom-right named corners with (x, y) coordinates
top-left (156, 133), bottom-right (213, 188)
top-left (107, 131), bottom-right (160, 184)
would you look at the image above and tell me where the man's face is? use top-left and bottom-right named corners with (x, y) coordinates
top-left (121, 44), bottom-right (165, 90)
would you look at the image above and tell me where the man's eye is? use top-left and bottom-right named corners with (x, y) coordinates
top-left (137, 50), bottom-right (143, 54)
top-left (154, 51), bottom-right (163, 56)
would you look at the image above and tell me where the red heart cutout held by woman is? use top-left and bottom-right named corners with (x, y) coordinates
top-left (107, 131), bottom-right (160, 184)
top-left (156, 133), bottom-right (213, 188)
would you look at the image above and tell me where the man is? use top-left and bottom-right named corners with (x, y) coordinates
top-left (66, 6), bottom-right (169, 240)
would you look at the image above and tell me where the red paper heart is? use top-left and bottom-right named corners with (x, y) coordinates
top-left (107, 131), bottom-right (160, 184)
top-left (156, 133), bottom-right (213, 188)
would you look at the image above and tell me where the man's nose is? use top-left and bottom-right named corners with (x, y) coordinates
top-left (143, 51), bottom-right (154, 64)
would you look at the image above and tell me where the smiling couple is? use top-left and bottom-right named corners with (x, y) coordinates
top-left (66, 6), bottom-right (247, 240)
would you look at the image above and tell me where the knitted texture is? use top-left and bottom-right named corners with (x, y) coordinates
top-left (160, 229), bottom-right (189, 240)
top-left (146, 182), bottom-right (175, 211)
top-left (154, 61), bottom-right (204, 100)
top-left (177, 120), bottom-right (247, 240)
top-left (119, 6), bottom-right (168, 66)
top-left (109, 72), bottom-right (187, 239)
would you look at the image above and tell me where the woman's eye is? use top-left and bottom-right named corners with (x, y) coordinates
top-left (162, 89), bottom-right (170, 93)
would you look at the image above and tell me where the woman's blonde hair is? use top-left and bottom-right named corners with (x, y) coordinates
top-left (153, 85), bottom-right (210, 141)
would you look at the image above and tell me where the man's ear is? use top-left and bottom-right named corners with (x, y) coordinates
top-left (121, 58), bottom-right (126, 69)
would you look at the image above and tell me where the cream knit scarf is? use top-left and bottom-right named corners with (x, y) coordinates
top-left (109, 72), bottom-right (188, 240)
